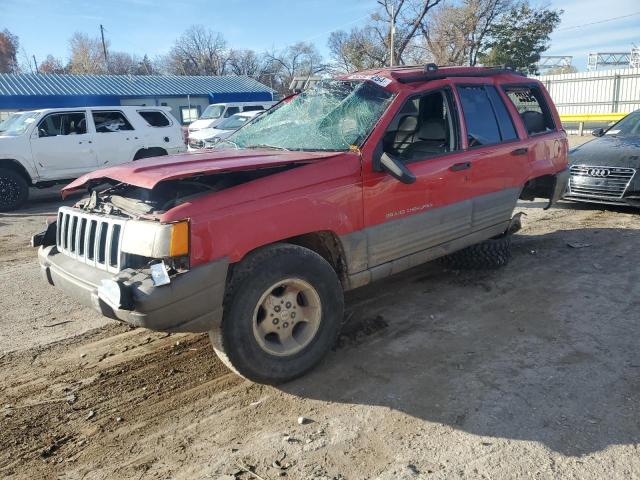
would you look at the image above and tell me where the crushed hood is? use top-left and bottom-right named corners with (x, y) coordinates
top-left (62, 149), bottom-right (342, 197)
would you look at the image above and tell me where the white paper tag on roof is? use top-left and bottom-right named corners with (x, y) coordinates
top-left (347, 74), bottom-right (392, 88)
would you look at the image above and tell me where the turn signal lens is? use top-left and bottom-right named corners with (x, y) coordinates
top-left (169, 221), bottom-right (189, 257)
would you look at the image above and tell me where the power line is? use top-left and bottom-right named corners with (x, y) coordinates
top-left (558, 11), bottom-right (640, 32)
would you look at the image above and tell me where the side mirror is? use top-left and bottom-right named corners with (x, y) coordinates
top-left (31, 129), bottom-right (39, 139)
top-left (592, 128), bottom-right (604, 137)
top-left (378, 152), bottom-right (416, 184)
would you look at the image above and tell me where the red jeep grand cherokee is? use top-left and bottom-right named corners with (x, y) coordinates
top-left (34, 65), bottom-right (568, 384)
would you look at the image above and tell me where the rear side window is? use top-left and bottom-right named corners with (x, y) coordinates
top-left (502, 86), bottom-right (556, 135)
top-left (242, 105), bottom-right (264, 112)
top-left (224, 106), bottom-right (240, 118)
top-left (457, 86), bottom-right (502, 147)
top-left (92, 111), bottom-right (134, 132)
top-left (138, 110), bottom-right (171, 127)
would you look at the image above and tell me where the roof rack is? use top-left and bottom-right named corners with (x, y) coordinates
top-left (391, 64), bottom-right (526, 84)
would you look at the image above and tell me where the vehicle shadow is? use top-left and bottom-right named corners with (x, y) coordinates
top-left (282, 227), bottom-right (640, 457)
top-left (0, 188), bottom-right (79, 218)
top-left (519, 198), bottom-right (638, 214)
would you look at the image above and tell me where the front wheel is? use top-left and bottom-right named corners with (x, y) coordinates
top-left (0, 168), bottom-right (29, 212)
top-left (210, 244), bottom-right (344, 384)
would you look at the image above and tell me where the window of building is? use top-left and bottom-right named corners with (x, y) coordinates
top-left (38, 112), bottom-right (87, 137)
top-left (138, 110), bottom-right (171, 127)
top-left (502, 86), bottom-right (556, 135)
top-left (180, 106), bottom-right (200, 124)
top-left (382, 89), bottom-right (459, 161)
top-left (92, 111), bottom-right (134, 133)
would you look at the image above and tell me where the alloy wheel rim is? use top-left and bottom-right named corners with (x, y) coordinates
top-left (252, 278), bottom-right (322, 356)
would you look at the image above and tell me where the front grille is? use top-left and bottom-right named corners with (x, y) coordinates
top-left (56, 207), bottom-right (126, 273)
top-left (568, 165), bottom-right (636, 200)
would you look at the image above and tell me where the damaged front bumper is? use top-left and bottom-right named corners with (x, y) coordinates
top-left (37, 245), bottom-right (228, 333)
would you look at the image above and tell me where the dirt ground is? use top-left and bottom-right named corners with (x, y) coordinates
top-left (2, 139), bottom-right (639, 480)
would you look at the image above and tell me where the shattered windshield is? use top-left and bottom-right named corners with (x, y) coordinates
top-left (226, 80), bottom-right (394, 151)
top-left (200, 105), bottom-right (225, 120)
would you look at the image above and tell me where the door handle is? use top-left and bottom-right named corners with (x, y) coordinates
top-left (450, 162), bottom-right (472, 172)
top-left (511, 147), bottom-right (528, 156)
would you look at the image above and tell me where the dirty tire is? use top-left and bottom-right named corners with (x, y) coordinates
top-left (210, 243), bottom-right (344, 384)
top-left (0, 168), bottom-right (29, 212)
top-left (442, 234), bottom-right (512, 269)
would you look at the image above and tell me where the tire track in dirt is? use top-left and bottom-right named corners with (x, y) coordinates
top-left (0, 324), bottom-right (239, 479)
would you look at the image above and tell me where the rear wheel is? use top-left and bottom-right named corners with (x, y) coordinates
top-left (133, 147), bottom-right (167, 160)
top-left (0, 168), bottom-right (29, 212)
top-left (442, 234), bottom-right (512, 269)
top-left (210, 244), bottom-right (343, 384)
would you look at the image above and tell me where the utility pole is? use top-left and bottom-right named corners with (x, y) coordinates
top-left (389, 3), bottom-right (395, 67)
top-left (99, 24), bottom-right (108, 64)
top-left (32, 55), bottom-right (39, 74)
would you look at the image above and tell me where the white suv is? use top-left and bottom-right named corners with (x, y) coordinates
top-left (0, 106), bottom-right (186, 211)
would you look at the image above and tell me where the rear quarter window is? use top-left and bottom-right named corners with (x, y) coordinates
top-left (138, 110), bottom-right (171, 127)
top-left (502, 86), bottom-right (556, 136)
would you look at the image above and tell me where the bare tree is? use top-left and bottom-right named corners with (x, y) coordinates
top-left (263, 42), bottom-right (327, 94)
top-left (165, 25), bottom-right (230, 75)
top-left (0, 29), bottom-right (19, 73)
top-left (374, 0), bottom-right (445, 65)
top-left (68, 32), bottom-right (107, 74)
top-left (39, 55), bottom-right (67, 74)
top-left (133, 54), bottom-right (157, 75)
top-left (423, 0), bottom-right (513, 66)
top-left (328, 0), bottom-right (444, 71)
top-left (107, 51), bottom-right (136, 75)
top-left (228, 49), bottom-right (263, 77)
top-left (328, 28), bottom-right (387, 73)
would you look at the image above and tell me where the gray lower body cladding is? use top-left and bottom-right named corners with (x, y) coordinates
top-left (38, 245), bottom-right (228, 333)
top-left (341, 187), bottom-right (521, 289)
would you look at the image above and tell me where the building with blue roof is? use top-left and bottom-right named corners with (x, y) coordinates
top-left (0, 74), bottom-right (276, 124)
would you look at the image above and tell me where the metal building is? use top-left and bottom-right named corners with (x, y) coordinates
top-left (0, 74), bottom-right (275, 124)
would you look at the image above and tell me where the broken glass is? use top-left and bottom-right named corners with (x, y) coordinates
top-left (226, 80), bottom-right (394, 151)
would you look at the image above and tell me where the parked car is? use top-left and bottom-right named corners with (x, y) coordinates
top-left (565, 110), bottom-right (640, 207)
top-left (0, 106), bottom-right (186, 211)
top-left (188, 110), bottom-right (263, 151)
top-left (34, 65), bottom-right (568, 384)
top-left (187, 101), bottom-right (275, 134)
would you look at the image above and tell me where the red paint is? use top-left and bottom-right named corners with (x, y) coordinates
top-left (64, 67), bottom-right (568, 268)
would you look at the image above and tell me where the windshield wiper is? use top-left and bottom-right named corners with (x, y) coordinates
top-left (246, 144), bottom-right (290, 151)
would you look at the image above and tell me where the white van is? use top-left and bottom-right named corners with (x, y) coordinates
top-left (0, 106), bottom-right (186, 211)
top-left (188, 102), bottom-right (275, 133)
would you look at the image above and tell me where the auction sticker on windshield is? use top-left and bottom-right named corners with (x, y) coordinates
top-left (347, 74), bottom-right (392, 88)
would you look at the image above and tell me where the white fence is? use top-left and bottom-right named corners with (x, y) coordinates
top-left (535, 68), bottom-right (640, 115)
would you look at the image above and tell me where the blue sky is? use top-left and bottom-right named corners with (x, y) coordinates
top-left (1, 0), bottom-right (638, 72)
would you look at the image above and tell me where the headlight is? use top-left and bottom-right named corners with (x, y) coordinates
top-left (120, 220), bottom-right (189, 258)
